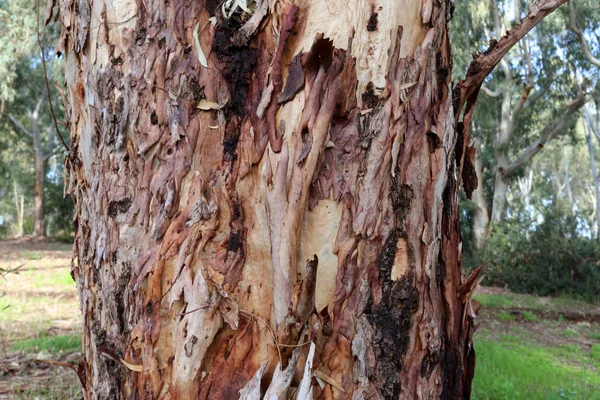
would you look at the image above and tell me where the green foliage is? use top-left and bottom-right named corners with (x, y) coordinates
top-left (0, 0), bottom-right (37, 100)
top-left (0, 8), bottom-right (72, 238)
top-left (591, 345), bottom-right (600, 361)
top-left (465, 211), bottom-right (600, 303)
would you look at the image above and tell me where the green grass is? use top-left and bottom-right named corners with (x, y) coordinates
top-left (473, 340), bottom-right (600, 400)
top-left (497, 311), bottom-right (515, 321)
top-left (0, 293), bottom-right (80, 343)
top-left (11, 334), bottom-right (81, 353)
top-left (589, 332), bottom-right (600, 341)
top-left (563, 328), bottom-right (580, 338)
top-left (474, 294), bottom-right (515, 308)
top-left (592, 345), bottom-right (600, 361)
top-left (522, 311), bottom-right (537, 322)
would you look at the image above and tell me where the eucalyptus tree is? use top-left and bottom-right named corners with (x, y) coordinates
top-left (55, 0), bottom-right (566, 397)
top-left (0, 0), bottom-right (67, 237)
top-left (451, 0), bottom-right (598, 249)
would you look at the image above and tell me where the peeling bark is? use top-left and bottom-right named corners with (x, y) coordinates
top-left (56, 0), bottom-right (561, 398)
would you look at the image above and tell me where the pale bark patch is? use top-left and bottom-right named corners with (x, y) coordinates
top-left (391, 237), bottom-right (409, 280)
top-left (298, 197), bottom-right (342, 313)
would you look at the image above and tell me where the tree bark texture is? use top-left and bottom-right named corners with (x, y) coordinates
top-left (59, 0), bottom-right (478, 398)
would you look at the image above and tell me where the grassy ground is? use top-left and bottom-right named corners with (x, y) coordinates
top-left (472, 288), bottom-right (600, 399)
top-left (0, 238), bottom-right (81, 399)
top-left (1, 238), bottom-right (600, 398)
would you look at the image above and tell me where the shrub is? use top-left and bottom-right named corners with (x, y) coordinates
top-left (464, 216), bottom-right (600, 304)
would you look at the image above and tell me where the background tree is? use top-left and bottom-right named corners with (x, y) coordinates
top-left (451, 0), bottom-right (599, 249)
top-left (0, 0), bottom-right (71, 237)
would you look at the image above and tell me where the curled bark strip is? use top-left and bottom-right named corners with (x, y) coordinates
top-left (238, 363), bottom-right (267, 400)
top-left (266, 5), bottom-right (299, 152)
top-left (278, 53), bottom-right (305, 104)
top-left (458, 264), bottom-right (484, 301)
top-left (37, 359), bottom-right (87, 393)
top-left (263, 344), bottom-right (302, 399)
top-left (297, 342), bottom-right (316, 399)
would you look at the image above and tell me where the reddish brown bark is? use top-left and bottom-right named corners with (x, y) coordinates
top-left (55, 0), bottom-right (564, 398)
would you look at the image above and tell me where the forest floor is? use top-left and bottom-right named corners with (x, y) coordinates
top-left (0, 238), bottom-right (599, 399)
top-left (0, 238), bottom-right (81, 399)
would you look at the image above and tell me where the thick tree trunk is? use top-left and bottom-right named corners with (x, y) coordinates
top-left (59, 0), bottom-right (490, 398)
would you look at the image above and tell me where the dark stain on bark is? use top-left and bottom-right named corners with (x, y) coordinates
top-left (440, 338), bottom-right (462, 400)
top-left (226, 230), bottom-right (244, 254)
top-left (361, 82), bottom-right (380, 109)
top-left (365, 231), bottom-right (419, 398)
top-left (461, 144), bottom-right (478, 199)
top-left (436, 52), bottom-right (450, 100)
top-left (367, 12), bottom-right (379, 32)
top-left (304, 36), bottom-right (334, 73)
top-left (390, 183), bottom-right (413, 225)
top-left (212, 20), bottom-right (258, 117)
top-left (205, 0), bottom-right (221, 16)
top-left (427, 130), bottom-right (441, 153)
top-left (190, 78), bottom-right (205, 102)
top-left (454, 121), bottom-right (464, 166)
top-left (223, 124), bottom-right (241, 162)
top-left (231, 199), bottom-right (242, 221)
top-left (358, 108), bottom-right (382, 149)
top-left (115, 261), bottom-right (131, 334)
top-left (212, 18), bottom-right (258, 160)
top-left (108, 198), bottom-right (132, 218)
top-left (452, 86), bottom-right (462, 119)
top-left (442, 173), bottom-right (455, 224)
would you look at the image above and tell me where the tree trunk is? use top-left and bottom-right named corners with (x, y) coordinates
top-left (471, 138), bottom-right (489, 250)
top-left (584, 108), bottom-right (600, 238)
top-left (30, 103), bottom-right (46, 237)
top-left (33, 138), bottom-right (45, 237)
top-left (58, 0), bottom-right (517, 398)
top-left (8, 101), bottom-right (47, 237)
top-left (12, 179), bottom-right (25, 237)
top-left (490, 85), bottom-right (513, 224)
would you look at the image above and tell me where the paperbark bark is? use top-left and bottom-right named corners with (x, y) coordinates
top-left (55, 0), bottom-right (562, 398)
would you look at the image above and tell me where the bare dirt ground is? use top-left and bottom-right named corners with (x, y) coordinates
top-left (0, 238), bottom-right (81, 399)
